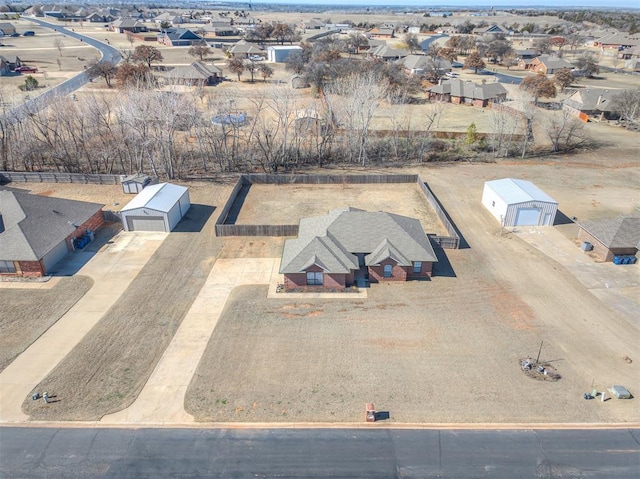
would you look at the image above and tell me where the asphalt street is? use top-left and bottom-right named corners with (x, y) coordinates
top-left (4, 17), bottom-right (121, 123)
top-left (1, 427), bottom-right (639, 478)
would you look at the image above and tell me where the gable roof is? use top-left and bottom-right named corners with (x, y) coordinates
top-left (579, 216), bottom-right (640, 249)
top-left (163, 28), bottom-right (201, 41)
top-left (485, 178), bottom-right (557, 205)
top-left (563, 88), bottom-right (623, 113)
top-left (473, 24), bottom-right (508, 35)
top-left (0, 190), bottom-right (103, 261)
top-left (166, 62), bottom-right (222, 80)
top-left (429, 79), bottom-right (507, 100)
top-left (533, 55), bottom-right (573, 70)
top-left (120, 182), bottom-right (187, 213)
top-left (370, 44), bottom-right (408, 59)
top-left (280, 208), bottom-right (437, 274)
top-left (228, 40), bottom-right (263, 55)
top-left (396, 54), bottom-right (452, 72)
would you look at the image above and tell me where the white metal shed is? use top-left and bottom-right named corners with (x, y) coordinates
top-left (482, 178), bottom-right (558, 227)
top-left (120, 183), bottom-right (190, 232)
top-left (267, 45), bottom-right (302, 63)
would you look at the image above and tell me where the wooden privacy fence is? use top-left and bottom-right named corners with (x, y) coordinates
top-left (215, 173), bottom-right (462, 249)
top-left (0, 171), bottom-right (122, 185)
top-left (102, 210), bottom-right (122, 224)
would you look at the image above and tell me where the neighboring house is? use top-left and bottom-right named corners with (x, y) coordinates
top-left (396, 54), bottom-right (452, 75)
top-left (367, 26), bottom-right (395, 39)
top-left (302, 18), bottom-right (325, 30)
top-left (164, 62), bottom-right (222, 86)
top-left (267, 45), bottom-right (302, 63)
top-left (120, 183), bottom-right (190, 232)
top-left (513, 49), bottom-right (540, 61)
top-left (0, 190), bottom-right (104, 277)
top-left (427, 79), bottom-right (507, 107)
top-left (110, 18), bottom-right (148, 34)
top-left (157, 28), bottom-right (203, 46)
top-left (578, 216), bottom-right (640, 262)
top-left (626, 59), bottom-right (640, 72)
top-left (0, 55), bottom-right (21, 75)
top-left (562, 88), bottom-right (624, 122)
top-left (527, 55), bottom-right (573, 74)
top-left (359, 38), bottom-right (384, 53)
top-left (481, 178), bottom-right (558, 227)
top-left (0, 22), bottom-right (16, 35)
top-left (473, 24), bottom-right (509, 35)
top-left (369, 44), bottom-right (408, 61)
top-left (201, 22), bottom-right (238, 37)
top-left (154, 12), bottom-right (185, 25)
top-left (618, 45), bottom-right (640, 59)
top-left (279, 207), bottom-right (438, 291)
top-left (85, 12), bottom-right (116, 23)
top-left (593, 32), bottom-right (640, 49)
top-left (227, 40), bottom-right (263, 58)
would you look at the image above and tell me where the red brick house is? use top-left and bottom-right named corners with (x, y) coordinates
top-left (0, 190), bottom-right (104, 277)
top-left (428, 78), bottom-right (507, 107)
top-left (279, 207), bottom-right (437, 291)
top-left (577, 216), bottom-right (640, 262)
top-left (527, 55), bottom-right (573, 75)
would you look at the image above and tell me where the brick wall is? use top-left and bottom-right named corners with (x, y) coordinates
top-left (283, 272), bottom-right (348, 290)
top-left (16, 260), bottom-right (45, 277)
top-left (368, 260), bottom-right (408, 283)
top-left (451, 96), bottom-right (462, 104)
top-left (66, 210), bottom-right (104, 250)
top-left (407, 261), bottom-right (433, 280)
top-left (578, 229), bottom-right (612, 261)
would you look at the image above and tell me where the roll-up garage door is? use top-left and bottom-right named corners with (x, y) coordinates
top-left (514, 208), bottom-right (541, 226)
top-left (126, 216), bottom-right (166, 232)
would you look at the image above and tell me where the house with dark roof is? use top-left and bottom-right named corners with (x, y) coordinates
top-left (0, 190), bottom-right (104, 276)
top-left (562, 88), bottom-right (624, 122)
top-left (527, 55), bottom-right (573, 74)
top-left (0, 55), bottom-right (21, 76)
top-left (157, 28), bottom-right (203, 46)
top-left (473, 24), bottom-right (509, 35)
top-left (227, 40), bottom-right (263, 58)
top-left (577, 216), bottom-right (640, 262)
top-left (428, 79), bottom-right (507, 107)
top-left (110, 18), bottom-right (148, 34)
top-left (164, 62), bottom-right (222, 86)
top-left (279, 207), bottom-right (437, 291)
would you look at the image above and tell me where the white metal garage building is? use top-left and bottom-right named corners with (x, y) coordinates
top-left (120, 183), bottom-right (190, 232)
top-left (482, 178), bottom-right (558, 227)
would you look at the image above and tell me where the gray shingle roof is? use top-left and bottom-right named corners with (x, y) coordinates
top-left (429, 79), bottom-right (507, 101)
top-left (579, 216), bottom-right (640, 249)
top-left (0, 190), bottom-right (103, 261)
top-left (166, 62), bottom-right (222, 80)
top-left (280, 208), bottom-right (437, 274)
top-left (563, 88), bottom-right (624, 113)
top-left (534, 55), bottom-right (574, 70)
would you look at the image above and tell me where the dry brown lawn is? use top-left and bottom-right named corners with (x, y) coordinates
top-left (21, 181), bottom-right (234, 421)
top-left (233, 182), bottom-right (450, 236)
top-left (0, 276), bottom-right (93, 372)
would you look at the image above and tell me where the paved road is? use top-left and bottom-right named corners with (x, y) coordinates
top-left (1, 427), bottom-right (638, 478)
top-left (4, 17), bottom-right (121, 122)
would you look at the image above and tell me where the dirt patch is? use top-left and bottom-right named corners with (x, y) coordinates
top-left (231, 183), bottom-right (449, 236)
top-left (0, 276), bottom-right (93, 372)
top-left (22, 190), bottom-right (224, 421)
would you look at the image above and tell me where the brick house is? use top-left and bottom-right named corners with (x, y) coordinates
top-left (279, 207), bottom-right (437, 291)
top-left (0, 190), bottom-right (104, 276)
top-left (527, 55), bottom-right (573, 75)
top-left (577, 216), bottom-right (640, 262)
top-left (428, 78), bottom-right (507, 107)
top-left (164, 62), bottom-right (222, 86)
top-left (157, 28), bottom-right (203, 47)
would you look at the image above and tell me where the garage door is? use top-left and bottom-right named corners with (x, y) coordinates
top-left (126, 216), bottom-right (166, 232)
top-left (514, 208), bottom-right (541, 226)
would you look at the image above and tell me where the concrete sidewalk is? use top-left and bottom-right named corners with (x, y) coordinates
top-left (102, 258), bottom-right (278, 424)
top-left (0, 232), bottom-right (166, 423)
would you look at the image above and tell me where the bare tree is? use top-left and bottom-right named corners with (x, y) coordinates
top-left (54, 38), bottom-right (65, 57)
top-left (126, 31), bottom-right (135, 48)
top-left (87, 60), bottom-right (118, 88)
top-left (543, 109), bottom-right (588, 153)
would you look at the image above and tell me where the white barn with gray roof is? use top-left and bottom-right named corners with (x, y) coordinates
top-left (120, 183), bottom-right (190, 232)
top-left (482, 178), bottom-right (558, 227)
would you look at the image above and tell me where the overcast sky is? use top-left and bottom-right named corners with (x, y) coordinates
top-left (248, 1), bottom-right (637, 7)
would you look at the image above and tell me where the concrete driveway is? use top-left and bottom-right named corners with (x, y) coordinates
top-left (102, 258), bottom-right (279, 424)
top-left (0, 232), bottom-right (166, 423)
top-left (515, 226), bottom-right (640, 328)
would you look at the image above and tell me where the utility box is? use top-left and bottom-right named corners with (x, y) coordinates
top-left (365, 403), bottom-right (376, 422)
top-left (611, 385), bottom-right (632, 399)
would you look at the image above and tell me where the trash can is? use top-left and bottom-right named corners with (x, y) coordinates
top-left (581, 241), bottom-right (593, 251)
top-left (32, 393), bottom-right (39, 400)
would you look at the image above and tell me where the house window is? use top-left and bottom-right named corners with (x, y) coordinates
top-left (413, 261), bottom-right (422, 273)
top-left (306, 271), bottom-right (323, 285)
top-left (0, 260), bottom-right (16, 273)
top-left (492, 201), bottom-right (495, 207)
top-left (383, 264), bottom-right (393, 278)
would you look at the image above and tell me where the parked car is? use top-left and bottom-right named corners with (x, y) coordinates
top-left (10, 32), bottom-right (20, 37)
top-left (249, 55), bottom-right (263, 61)
top-left (23, 31), bottom-right (35, 36)
top-left (445, 72), bottom-right (458, 78)
top-left (15, 66), bottom-right (38, 73)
